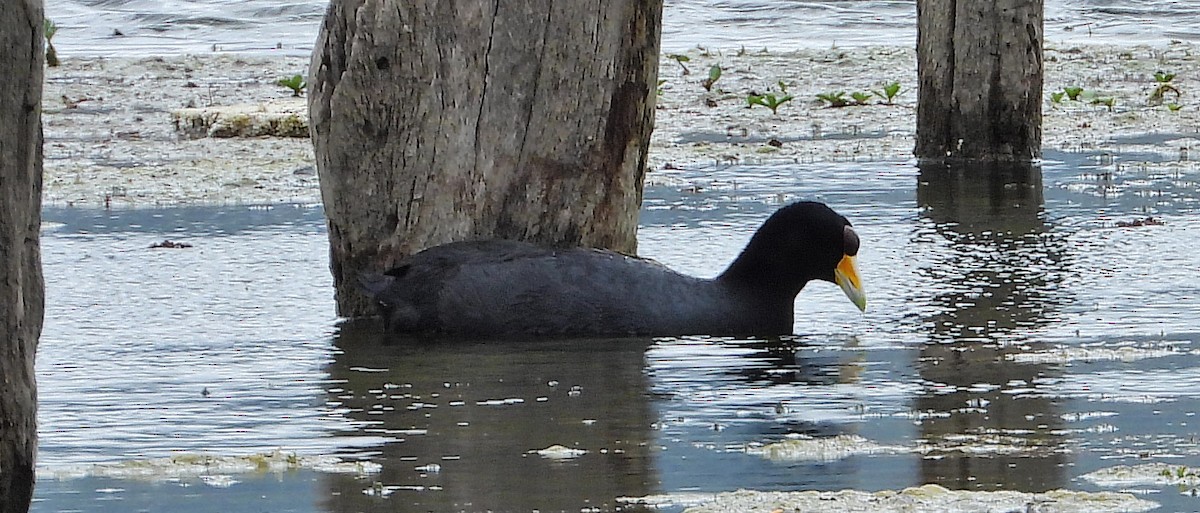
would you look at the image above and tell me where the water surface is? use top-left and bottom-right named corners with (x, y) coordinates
top-left (44, 0), bottom-right (1200, 57)
top-left (33, 152), bottom-right (1200, 512)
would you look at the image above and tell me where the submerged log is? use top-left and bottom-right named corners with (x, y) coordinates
top-left (0, 1), bottom-right (46, 512)
top-left (915, 0), bottom-right (1044, 163)
top-left (309, 1), bottom-right (662, 316)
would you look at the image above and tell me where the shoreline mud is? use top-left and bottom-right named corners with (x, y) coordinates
top-left (41, 43), bottom-right (1200, 207)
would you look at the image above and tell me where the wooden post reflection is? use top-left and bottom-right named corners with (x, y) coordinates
top-left (914, 161), bottom-right (1070, 491)
top-left (318, 322), bottom-right (657, 512)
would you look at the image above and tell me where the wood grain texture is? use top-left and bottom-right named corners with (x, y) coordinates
top-left (0, 1), bottom-right (44, 511)
top-left (310, 0), bottom-right (662, 316)
top-left (916, 0), bottom-right (1043, 162)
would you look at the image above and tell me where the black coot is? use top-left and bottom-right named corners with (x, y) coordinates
top-left (360, 201), bottom-right (866, 338)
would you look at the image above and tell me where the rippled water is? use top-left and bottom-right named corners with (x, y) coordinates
top-left (43, 0), bottom-right (1200, 56)
top-left (32, 147), bottom-right (1200, 511)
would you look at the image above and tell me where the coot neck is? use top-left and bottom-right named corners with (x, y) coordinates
top-left (716, 241), bottom-right (810, 301)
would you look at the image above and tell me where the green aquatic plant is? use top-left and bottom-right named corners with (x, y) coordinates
top-left (1063, 86), bottom-right (1085, 101)
top-left (1168, 103), bottom-right (1183, 111)
top-left (1163, 466), bottom-right (1197, 479)
top-left (277, 74), bottom-right (307, 97)
top-left (816, 91), bottom-right (850, 108)
top-left (701, 64), bottom-right (722, 92)
top-left (667, 53), bottom-right (691, 75)
top-left (850, 91), bottom-right (872, 105)
top-left (44, 18), bottom-right (59, 67)
top-left (873, 82), bottom-right (901, 104)
top-left (1148, 70), bottom-right (1181, 106)
top-left (747, 92), bottom-right (792, 114)
top-left (1050, 91), bottom-right (1065, 103)
top-left (748, 82), bottom-right (793, 114)
top-left (1090, 96), bottom-right (1116, 111)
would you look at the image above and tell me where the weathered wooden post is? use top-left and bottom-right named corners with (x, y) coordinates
top-left (915, 0), bottom-right (1043, 162)
top-left (309, 1), bottom-right (662, 316)
top-left (0, 1), bottom-right (46, 511)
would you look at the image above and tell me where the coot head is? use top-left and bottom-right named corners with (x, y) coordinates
top-left (718, 201), bottom-right (866, 311)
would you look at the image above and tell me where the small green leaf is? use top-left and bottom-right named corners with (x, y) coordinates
top-left (816, 91), bottom-right (849, 108)
top-left (1064, 86), bottom-right (1084, 101)
top-left (44, 18), bottom-right (60, 67)
top-left (667, 54), bottom-right (691, 75)
top-left (1050, 92), bottom-right (1065, 103)
top-left (747, 91), bottom-right (792, 114)
top-left (872, 82), bottom-right (901, 104)
top-left (701, 65), bottom-right (722, 91)
top-left (1090, 96), bottom-right (1115, 111)
top-left (277, 74), bottom-right (307, 97)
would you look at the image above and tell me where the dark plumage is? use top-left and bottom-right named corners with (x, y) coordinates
top-left (360, 201), bottom-right (866, 338)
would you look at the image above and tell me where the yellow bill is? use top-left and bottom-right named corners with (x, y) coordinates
top-left (834, 254), bottom-right (867, 312)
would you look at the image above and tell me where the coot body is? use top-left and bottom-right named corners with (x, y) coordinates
top-left (360, 201), bottom-right (865, 338)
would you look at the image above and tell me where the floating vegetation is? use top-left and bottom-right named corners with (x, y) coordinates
top-left (1083, 462), bottom-right (1200, 489)
top-left (532, 444), bottom-right (587, 459)
top-left (1148, 70), bottom-right (1182, 106)
top-left (746, 434), bottom-right (912, 462)
top-left (172, 102), bottom-right (308, 139)
top-left (363, 483), bottom-right (443, 497)
top-left (41, 451), bottom-right (382, 482)
top-left (150, 239), bottom-right (193, 249)
top-left (1005, 343), bottom-right (1187, 364)
top-left (624, 484), bottom-right (1157, 513)
top-left (1116, 216), bottom-right (1166, 228)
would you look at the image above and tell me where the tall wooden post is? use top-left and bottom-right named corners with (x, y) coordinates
top-left (0, 1), bottom-right (45, 512)
top-left (309, 1), bottom-right (662, 316)
top-left (916, 0), bottom-right (1043, 162)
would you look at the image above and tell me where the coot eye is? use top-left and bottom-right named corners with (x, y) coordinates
top-left (843, 226), bottom-right (860, 256)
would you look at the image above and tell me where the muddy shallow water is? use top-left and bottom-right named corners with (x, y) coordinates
top-left (33, 151), bottom-right (1200, 512)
